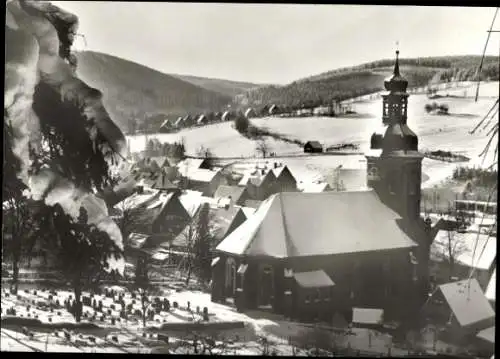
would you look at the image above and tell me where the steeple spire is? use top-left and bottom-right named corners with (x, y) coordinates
top-left (394, 50), bottom-right (400, 77)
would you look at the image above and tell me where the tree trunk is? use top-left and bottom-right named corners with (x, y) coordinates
top-left (73, 276), bottom-right (83, 323)
top-left (141, 295), bottom-right (147, 328)
top-left (11, 251), bottom-right (20, 294)
top-left (186, 262), bottom-right (192, 286)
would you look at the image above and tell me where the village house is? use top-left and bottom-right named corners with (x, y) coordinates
top-left (196, 114), bottom-right (208, 126)
top-left (182, 114), bottom-right (195, 127)
top-left (169, 203), bottom-right (248, 253)
top-left (268, 104), bottom-right (280, 116)
top-left (244, 108), bottom-right (256, 119)
top-left (99, 176), bottom-right (140, 208)
top-left (304, 140), bottom-right (323, 153)
top-left (313, 105), bottom-right (331, 116)
top-left (239, 167), bottom-right (278, 201)
top-left (159, 118), bottom-right (172, 133)
top-left (221, 111), bottom-right (233, 122)
top-left (214, 185), bottom-right (250, 206)
top-left (430, 230), bottom-right (496, 290)
top-left (180, 168), bottom-right (227, 197)
top-left (174, 116), bottom-right (183, 129)
top-left (177, 157), bottom-right (212, 172)
top-left (423, 279), bottom-right (495, 354)
top-left (211, 52), bottom-right (435, 326)
top-left (270, 163), bottom-right (298, 192)
top-left (116, 190), bottom-right (192, 263)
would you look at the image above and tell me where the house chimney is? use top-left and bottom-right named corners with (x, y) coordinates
top-left (261, 169), bottom-right (265, 175)
top-left (274, 162), bottom-right (278, 169)
top-left (136, 185), bottom-right (144, 194)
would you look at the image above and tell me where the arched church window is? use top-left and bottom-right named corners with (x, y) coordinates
top-left (388, 174), bottom-right (398, 195)
top-left (225, 258), bottom-right (237, 295)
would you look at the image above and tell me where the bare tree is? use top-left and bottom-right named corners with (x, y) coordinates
top-left (437, 206), bottom-right (469, 280)
top-left (196, 145), bottom-right (215, 168)
top-left (256, 139), bottom-right (270, 158)
top-left (175, 204), bottom-right (215, 286)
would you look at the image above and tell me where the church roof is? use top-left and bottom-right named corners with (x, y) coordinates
top-left (216, 190), bottom-right (418, 258)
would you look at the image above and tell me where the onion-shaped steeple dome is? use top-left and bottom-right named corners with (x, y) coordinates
top-left (384, 50), bottom-right (408, 93)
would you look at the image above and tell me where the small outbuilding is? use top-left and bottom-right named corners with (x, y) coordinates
top-left (304, 141), bottom-right (323, 153)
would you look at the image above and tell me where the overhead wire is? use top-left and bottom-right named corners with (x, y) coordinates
top-left (474, 7), bottom-right (499, 102)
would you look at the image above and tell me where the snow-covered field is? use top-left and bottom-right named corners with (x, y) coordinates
top-left (127, 82), bottom-right (498, 190)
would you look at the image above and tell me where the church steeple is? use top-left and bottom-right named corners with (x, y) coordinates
top-left (366, 50), bottom-right (424, 220)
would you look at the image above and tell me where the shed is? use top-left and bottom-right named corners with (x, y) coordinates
top-left (304, 141), bottom-right (323, 153)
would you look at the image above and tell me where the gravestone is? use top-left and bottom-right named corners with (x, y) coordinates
top-left (173, 301), bottom-right (178, 309)
top-left (111, 317), bottom-right (116, 325)
top-left (203, 307), bottom-right (209, 321)
top-left (196, 306), bottom-right (200, 314)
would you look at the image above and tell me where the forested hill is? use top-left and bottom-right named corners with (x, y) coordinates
top-left (74, 51), bottom-right (233, 131)
top-left (237, 55), bottom-right (499, 108)
top-left (170, 74), bottom-right (264, 97)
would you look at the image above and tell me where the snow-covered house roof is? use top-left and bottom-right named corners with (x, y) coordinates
top-left (476, 326), bottom-right (495, 344)
top-left (177, 158), bottom-right (210, 175)
top-left (214, 185), bottom-right (247, 204)
top-left (196, 114), bottom-right (207, 125)
top-left (431, 230), bottom-right (497, 270)
top-left (244, 108), bottom-right (255, 118)
top-left (171, 204), bottom-right (247, 249)
top-left (352, 308), bottom-right (384, 325)
top-left (238, 206), bottom-right (257, 218)
top-left (160, 118), bottom-right (170, 129)
top-left (300, 182), bottom-right (331, 193)
top-left (178, 190), bottom-right (204, 217)
top-left (438, 279), bottom-right (495, 329)
top-left (174, 117), bottom-right (183, 127)
top-left (115, 189), bottom-right (160, 210)
top-left (485, 268), bottom-right (495, 302)
top-left (183, 168), bottom-right (220, 183)
top-left (294, 270), bottom-right (335, 288)
top-left (216, 190), bottom-right (418, 258)
top-left (222, 111), bottom-right (231, 121)
top-left (148, 156), bottom-right (171, 169)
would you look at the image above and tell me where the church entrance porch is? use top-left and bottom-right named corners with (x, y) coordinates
top-left (258, 264), bottom-right (275, 308)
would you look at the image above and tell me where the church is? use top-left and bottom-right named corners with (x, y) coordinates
top-left (211, 52), bottom-right (434, 324)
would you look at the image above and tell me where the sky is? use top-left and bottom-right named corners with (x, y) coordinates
top-left (51, 2), bottom-right (499, 85)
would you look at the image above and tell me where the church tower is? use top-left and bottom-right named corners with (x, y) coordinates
top-left (366, 51), bottom-right (424, 219)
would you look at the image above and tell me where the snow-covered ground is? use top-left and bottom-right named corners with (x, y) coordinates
top-left (126, 82), bottom-right (498, 191)
top-left (1, 284), bottom-right (470, 356)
